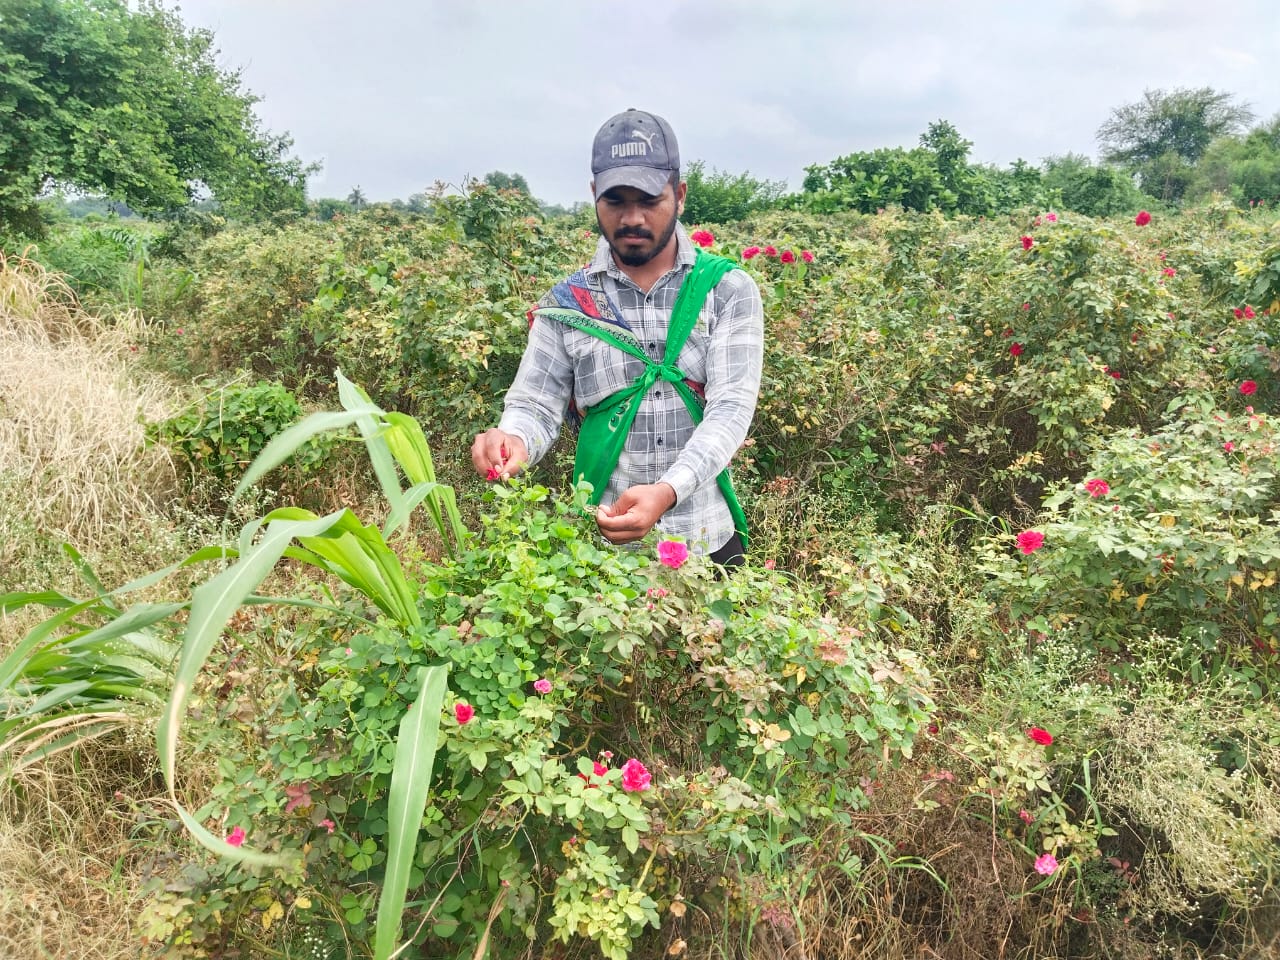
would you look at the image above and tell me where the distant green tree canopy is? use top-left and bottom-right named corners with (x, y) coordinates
top-left (1187, 114), bottom-right (1280, 205)
top-left (482, 170), bottom-right (532, 195)
top-left (0, 0), bottom-right (313, 233)
top-left (1097, 87), bottom-right (1254, 201)
top-left (1040, 153), bottom-right (1147, 218)
top-left (681, 161), bottom-right (787, 224)
top-left (795, 121), bottom-right (1050, 216)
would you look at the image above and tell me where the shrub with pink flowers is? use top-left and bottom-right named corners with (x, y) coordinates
top-left (154, 476), bottom-right (929, 960)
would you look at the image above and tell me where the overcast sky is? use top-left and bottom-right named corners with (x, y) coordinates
top-left (173, 0), bottom-right (1280, 207)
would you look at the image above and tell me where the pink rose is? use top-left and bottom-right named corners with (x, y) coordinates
top-left (1135, 211), bottom-right (1151, 226)
top-left (801, 250), bottom-right (814, 263)
top-left (226, 825), bottom-right (246, 847)
top-left (1009, 342), bottom-right (1024, 357)
top-left (621, 758), bottom-right (652, 792)
top-left (1044, 212), bottom-right (1058, 223)
top-left (1035, 853), bottom-right (1059, 875)
top-left (763, 245), bottom-right (778, 257)
top-left (454, 702), bottom-right (474, 724)
top-left (657, 540), bottom-right (689, 569)
top-left (1016, 531), bottom-right (1045, 555)
top-left (1020, 236), bottom-right (1034, 250)
top-left (689, 229), bottom-right (715, 248)
top-left (741, 245), bottom-right (762, 260)
top-left (1240, 380), bottom-right (1258, 396)
top-left (533, 677), bottom-right (552, 694)
top-left (1084, 478), bottom-right (1110, 498)
top-left (780, 249), bottom-right (797, 264)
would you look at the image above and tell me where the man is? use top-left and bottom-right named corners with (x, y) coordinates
top-left (470, 108), bottom-right (763, 565)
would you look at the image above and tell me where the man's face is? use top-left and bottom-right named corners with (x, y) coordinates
top-left (594, 181), bottom-right (685, 267)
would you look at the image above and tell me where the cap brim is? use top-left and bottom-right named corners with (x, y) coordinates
top-left (594, 166), bottom-right (672, 198)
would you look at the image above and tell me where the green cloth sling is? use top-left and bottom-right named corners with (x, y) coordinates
top-left (532, 248), bottom-right (748, 548)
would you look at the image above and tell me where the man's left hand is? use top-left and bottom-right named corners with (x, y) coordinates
top-left (595, 483), bottom-right (677, 544)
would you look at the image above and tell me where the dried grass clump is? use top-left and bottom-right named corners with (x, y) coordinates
top-left (0, 737), bottom-right (156, 960)
top-left (1095, 707), bottom-right (1280, 921)
top-left (0, 251), bottom-right (178, 567)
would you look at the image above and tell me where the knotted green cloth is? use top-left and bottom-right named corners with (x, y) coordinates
top-left (531, 249), bottom-right (748, 548)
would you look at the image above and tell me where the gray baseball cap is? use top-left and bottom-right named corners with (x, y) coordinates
top-left (591, 108), bottom-right (680, 198)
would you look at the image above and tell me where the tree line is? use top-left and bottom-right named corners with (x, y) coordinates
top-left (3, 0), bottom-right (1277, 235)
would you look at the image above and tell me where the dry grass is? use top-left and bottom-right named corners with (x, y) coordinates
top-left (0, 250), bottom-right (179, 584)
top-left (0, 736), bottom-right (158, 960)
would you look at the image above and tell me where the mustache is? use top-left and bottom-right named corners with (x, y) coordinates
top-left (614, 227), bottom-right (654, 239)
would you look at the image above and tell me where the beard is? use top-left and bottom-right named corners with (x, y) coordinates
top-left (599, 210), bottom-right (679, 267)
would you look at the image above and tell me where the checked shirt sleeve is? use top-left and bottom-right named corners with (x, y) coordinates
top-left (497, 315), bottom-right (573, 467)
top-left (660, 270), bottom-right (764, 503)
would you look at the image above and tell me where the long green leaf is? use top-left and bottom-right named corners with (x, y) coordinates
top-left (374, 663), bottom-right (448, 960)
top-left (158, 511), bottom-right (352, 869)
top-left (60, 543), bottom-right (112, 606)
top-left (232, 407), bottom-right (379, 503)
top-left (266, 507), bottom-right (421, 626)
top-left (381, 413), bottom-right (468, 552)
top-left (1, 590), bottom-right (79, 614)
top-left (336, 371), bottom-right (408, 520)
top-left (383, 412), bottom-right (437, 485)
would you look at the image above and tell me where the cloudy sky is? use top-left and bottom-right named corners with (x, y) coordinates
top-left (174, 0), bottom-right (1280, 206)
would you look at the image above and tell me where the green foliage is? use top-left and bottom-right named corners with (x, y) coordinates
top-left (148, 380), bottom-right (332, 486)
top-left (169, 476), bottom-right (930, 958)
top-left (1042, 153), bottom-right (1148, 217)
top-left (795, 121), bottom-right (1052, 217)
top-left (0, 0), bottom-right (312, 233)
top-left (0, 543), bottom-right (228, 770)
top-left (682, 160), bottom-right (787, 225)
top-left (28, 220), bottom-right (195, 313)
top-left (1098, 87), bottom-right (1256, 168)
top-left (14, 194), bottom-right (1280, 959)
top-left (950, 625), bottom-right (1280, 925)
top-left (1188, 115), bottom-right (1280, 206)
top-left (482, 170), bottom-right (532, 195)
top-left (982, 400), bottom-right (1280, 661)
top-left (1097, 87), bottom-right (1255, 201)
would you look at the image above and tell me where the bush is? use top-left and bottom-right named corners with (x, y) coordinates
top-left (148, 380), bottom-right (333, 488)
top-left (138, 479), bottom-right (931, 959)
top-left (981, 398), bottom-right (1280, 660)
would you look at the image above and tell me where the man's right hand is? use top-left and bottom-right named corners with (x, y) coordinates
top-left (470, 429), bottom-right (528, 481)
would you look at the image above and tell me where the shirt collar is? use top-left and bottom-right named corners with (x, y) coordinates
top-left (587, 222), bottom-right (695, 284)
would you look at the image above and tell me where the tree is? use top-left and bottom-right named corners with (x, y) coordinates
top-left (482, 170), bottom-right (531, 195)
top-left (682, 161), bottom-right (787, 224)
top-left (1096, 87), bottom-right (1254, 201)
top-left (346, 186), bottom-right (367, 211)
top-left (1041, 153), bottom-right (1146, 217)
top-left (1187, 114), bottom-right (1280, 205)
top-left (0, 0), bottom-right (313, 233)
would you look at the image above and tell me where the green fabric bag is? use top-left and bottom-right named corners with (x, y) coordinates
top-left (531, 248), bottom-right (748, 547)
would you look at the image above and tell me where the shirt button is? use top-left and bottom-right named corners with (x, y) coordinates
top-left (656, 438), bottom-right (663, 445)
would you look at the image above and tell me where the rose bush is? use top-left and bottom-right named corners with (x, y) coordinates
top-left (141, 477), bottom-right (931, 959)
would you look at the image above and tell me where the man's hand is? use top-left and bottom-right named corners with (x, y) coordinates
top-left (595, 483), bottom-right (677, 544)
top-left (471, 429), bottom-right (528, 481)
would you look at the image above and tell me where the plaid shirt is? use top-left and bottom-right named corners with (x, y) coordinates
top-left (499, 223), bottom-right (764, 553)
